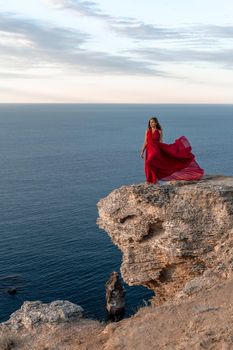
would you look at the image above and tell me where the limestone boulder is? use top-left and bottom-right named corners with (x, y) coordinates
top-left (4, 300), bottom-right (84, 330)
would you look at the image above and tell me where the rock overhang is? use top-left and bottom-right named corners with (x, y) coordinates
top-left (97, 176), bottom-right (233, 304)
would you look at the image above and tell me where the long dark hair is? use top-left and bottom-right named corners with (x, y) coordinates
top-left (148, 117), bottom-right (162, 131)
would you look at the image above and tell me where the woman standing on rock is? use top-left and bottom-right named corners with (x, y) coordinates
top-left (140, 117), bottom-right (204, 184)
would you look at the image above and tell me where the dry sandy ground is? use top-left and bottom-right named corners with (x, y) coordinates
top-left (101, 277), bottom-right (233, 350)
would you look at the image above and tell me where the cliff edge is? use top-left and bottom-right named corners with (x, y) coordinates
top-left (97, 175), bottom-right (233, 305)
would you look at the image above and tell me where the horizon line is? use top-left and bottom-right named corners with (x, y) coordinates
top-left (0, 102), bottom-right (233, 105)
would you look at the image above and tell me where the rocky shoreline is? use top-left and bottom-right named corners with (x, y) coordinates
top-left (1, 175), bottom-right (232, 349)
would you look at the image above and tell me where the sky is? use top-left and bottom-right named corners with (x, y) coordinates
top-left (0, 0), bottom-right (233, 103)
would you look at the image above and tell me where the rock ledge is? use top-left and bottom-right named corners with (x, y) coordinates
top-left (97, 175), bottom-right (233, 304)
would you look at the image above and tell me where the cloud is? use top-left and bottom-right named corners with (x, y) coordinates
top-left (46, 0), bottom-right (183, 39)
top-left (0, 14), bottom-right (89, 50)
top-left (0, 14), bottom-right (165, 77)
top-left (45, 0), bottom-right (112, 19)
top-left (193, 24), bottom-right (233, 39)
top-left (46, 0), bottom-right (233, 47)
top-left (132, 47), bottom-right (233, 68)
top-left (42, 0), bottom-right (233, 74)
top-left (2, 4), bottom-right (232, 82)
top-left (110, 22), bottom-right (233, 44)
top-left (110, 20), bottom-right (194, 42)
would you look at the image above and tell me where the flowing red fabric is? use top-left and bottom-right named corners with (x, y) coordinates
top-left (145, 128), bottom-right (204, 183)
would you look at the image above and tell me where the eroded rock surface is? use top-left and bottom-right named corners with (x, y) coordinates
top-left (4, 300), bottom-right (84, 331)
top-left (97, 175), bottom-right (233, 304)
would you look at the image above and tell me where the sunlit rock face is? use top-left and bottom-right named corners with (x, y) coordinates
top-left (97, 176), bottom-right (233, 304)
top-left (4, 300), bottom-right (84, 331)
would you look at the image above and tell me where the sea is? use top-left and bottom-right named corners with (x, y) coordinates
top-left (0, 104), bottom-right (232, 322)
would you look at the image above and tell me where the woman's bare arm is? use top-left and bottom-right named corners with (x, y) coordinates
top-left (140, 130), bottom-right (147, 158)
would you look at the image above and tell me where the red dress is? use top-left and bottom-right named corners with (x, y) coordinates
top-left (145, 128), bottom-right (204, 183)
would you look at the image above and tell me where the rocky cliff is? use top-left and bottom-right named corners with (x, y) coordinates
top-left (1, 175), bottom-right (232, 350)
top-left (97, 175), bottom-right (233, 305)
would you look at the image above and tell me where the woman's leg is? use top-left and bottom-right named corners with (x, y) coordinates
top-left (145, 153), bottom-right (157, 184)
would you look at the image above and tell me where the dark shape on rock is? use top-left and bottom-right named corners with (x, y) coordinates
top-left (7, 287), bottom-right (17, 295)
top-left (105, 271), bottom-right (126, 322)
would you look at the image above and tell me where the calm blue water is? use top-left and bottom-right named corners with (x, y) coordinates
top-left (0, 104), bottom-right (232, 322)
